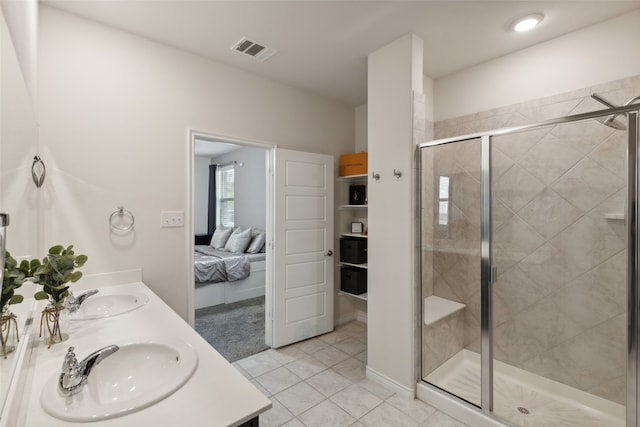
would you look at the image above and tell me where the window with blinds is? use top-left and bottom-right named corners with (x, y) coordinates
top-left (217, 165), bottom-right (235, 228)
top-left (438, 175), bottom-right (449, 226)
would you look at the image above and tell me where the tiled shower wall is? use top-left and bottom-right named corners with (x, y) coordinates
top-left (422, 74), bottom-right (640, 404)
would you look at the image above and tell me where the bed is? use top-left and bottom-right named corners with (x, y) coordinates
top-left (194, 245), bottom-right (266, 310)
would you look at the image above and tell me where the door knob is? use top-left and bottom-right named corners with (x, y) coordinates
top-left (325, 250), bottom-right (333, 256)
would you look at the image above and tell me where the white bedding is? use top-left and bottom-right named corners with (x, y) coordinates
top-left (194, 246), bottom-right (265, 284)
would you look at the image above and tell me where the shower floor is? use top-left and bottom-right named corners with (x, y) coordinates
top-left (424, 350), bottom-right (624, 427)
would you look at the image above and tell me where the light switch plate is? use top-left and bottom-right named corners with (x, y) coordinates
top-left (161, 211), bottom-right (184, 228)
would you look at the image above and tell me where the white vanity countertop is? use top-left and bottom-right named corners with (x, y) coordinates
top-left (12, 282), bottom-right (271, 426)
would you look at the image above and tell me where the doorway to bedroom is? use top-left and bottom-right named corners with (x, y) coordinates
top-left (189, 130), bottom-right (335, 360)
top-left (192, 136), bottom-right (270, 363)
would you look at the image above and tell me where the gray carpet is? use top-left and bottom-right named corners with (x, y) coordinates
top-left (195, 296), bottom-right (269, 363)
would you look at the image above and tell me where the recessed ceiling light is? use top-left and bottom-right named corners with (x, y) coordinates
top-left (512, 13), bottom-right (544, 32)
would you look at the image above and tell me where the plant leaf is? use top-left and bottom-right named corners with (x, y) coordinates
top-left (9, 294), bottom-right (23, 305)
top-left (75, 255), bottom-right (88, 267)
top-left (60, 257), bottom-right (74, 271)
top-left (49, 245), bottom-right (64, 255)
top-left (5, 256), bottom-right (16, 269)
top-left (29, 259), bottom-right (42, 273)
top-left (69, 271), bottom-right (83, 282)
top-left (34, 291), bottom-right (49, 300)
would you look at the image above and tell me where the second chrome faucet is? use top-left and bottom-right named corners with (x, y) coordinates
top-left (66, 289), bottom-right (99, 314)
top-left (58, 345), bottom-right (119, 397)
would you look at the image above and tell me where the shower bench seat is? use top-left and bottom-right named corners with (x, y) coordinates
top-left (424, 296), bottom-right (466, 326)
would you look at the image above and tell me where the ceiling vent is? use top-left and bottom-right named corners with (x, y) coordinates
top-left (231, 37), bottom-right (278, 62)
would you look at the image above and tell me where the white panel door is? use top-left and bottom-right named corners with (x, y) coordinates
top-left (272, 148), bottom-right (334, 348)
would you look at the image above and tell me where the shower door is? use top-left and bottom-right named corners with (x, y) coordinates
top-left (490, 119), bottom-right (628, 426)
top-left (420, 137), bottom-right (483, 408)
top-left (420, 106), bottom-right (640, 427)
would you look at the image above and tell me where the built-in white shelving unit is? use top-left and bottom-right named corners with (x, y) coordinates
top-left (337, 173), bottom-right (368, 301)
top-left (340, 233), bottom-right (368, 239)
top-left (337, 173), bottom-right (367, 182)
top-left (338, 291), bottom-right (368, 301)
top-left (339, 262), bottom-right (368, 269)
top-left (338, 204), bottom-right (368, 210)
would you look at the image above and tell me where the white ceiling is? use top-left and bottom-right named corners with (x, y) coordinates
top-left (44, 1), bottom-right (640, 106)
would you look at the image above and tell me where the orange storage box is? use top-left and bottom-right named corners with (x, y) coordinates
top-left (339, 152), bottom-right (368, 177)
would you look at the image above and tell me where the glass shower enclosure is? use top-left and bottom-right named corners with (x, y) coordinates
top-left (419, 104), bottom-right (640, 426)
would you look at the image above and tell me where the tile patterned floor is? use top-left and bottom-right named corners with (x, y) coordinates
top-left (232, 321), bottom-right (469, 427)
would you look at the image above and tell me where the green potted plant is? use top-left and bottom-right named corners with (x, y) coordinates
top-left (31, 245), bottom-right (88, 347)
top-left (1, 251), bottom-right (28, 312)
top-left (1, 251), bottom-right (29, 357)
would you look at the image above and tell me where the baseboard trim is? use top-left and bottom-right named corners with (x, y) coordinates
top-left (366, 366), bottom-right (414, 399)
top-left (355, 310), bottom-right (367, 323)
top-left (336, 311), bottom-right (356, 326)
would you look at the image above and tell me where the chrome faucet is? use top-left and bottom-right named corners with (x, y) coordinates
top-left (66, 289), bottom-right (99, 313)
top-left (58, 345), bottom-right (119, 397)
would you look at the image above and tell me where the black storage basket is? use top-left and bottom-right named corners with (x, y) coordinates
top-left (340, 238), bottom-right (367, 264)
top-left (340, 267), bottom-right (367, 295)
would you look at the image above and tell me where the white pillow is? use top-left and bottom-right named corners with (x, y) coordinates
top-left (246, 232), bottom-right (266, 254)
top-left (210, 226), bottom-right (233, 249)
top-left (224, 227), bottom-right (252, 253)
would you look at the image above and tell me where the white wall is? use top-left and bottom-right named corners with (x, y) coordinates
top-left (435, 9), bottom-right (640, 121)
top-left (354, 104), bottom-right (367, 153)
top-left (193, 156), bottom-right (210, 236)
top-left (38, 6), bottom-right (354, 320)
top-left (0, 7), bottom-right (39, 259)
top-left (0, 0), bottom-right (37, 102)
top-left (357, 74), bottom-right (433, 152)
top-left (367, 34), bottom-right (422, 393)
top-left (210, 146), bottom-right (267, 231)
top-left (422, 75), bottom-right (434, 122)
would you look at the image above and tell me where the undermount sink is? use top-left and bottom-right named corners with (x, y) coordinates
top-left (41, 337), bottom-right (198, 422)
top-left (70, 292), bottom-right (149, 320)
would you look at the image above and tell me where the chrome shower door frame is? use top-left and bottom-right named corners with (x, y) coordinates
top-left (629, 109), bottom-right (639, 427)
top-left (419, 104), bottom-right (640, 427)
top-left (480, 135), bottom-right (493, 412)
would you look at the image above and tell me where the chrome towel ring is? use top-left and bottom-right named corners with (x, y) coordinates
top-left (109, 206), bottom-right (135, 231)
top-left (32, 155), bottom-right (46, 188)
